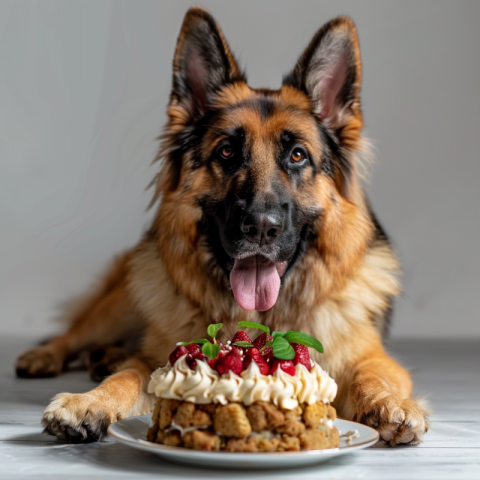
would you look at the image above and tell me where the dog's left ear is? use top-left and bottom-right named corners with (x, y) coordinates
top-left (284, 16), bottom-right (363, 145)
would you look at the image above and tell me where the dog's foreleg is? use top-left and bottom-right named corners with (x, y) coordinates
top-left (16, 252), bottom-right (140, 378)
top-left (348, 347), bottom-right (430, 446)
top-left (41, 357), bottom-right (155, 442)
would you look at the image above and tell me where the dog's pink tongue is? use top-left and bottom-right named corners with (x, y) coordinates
top-left (230, 255), bottom-right (280, 311)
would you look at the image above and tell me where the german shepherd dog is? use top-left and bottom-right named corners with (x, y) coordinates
top-left (16, 8), bottom-right (429, 446)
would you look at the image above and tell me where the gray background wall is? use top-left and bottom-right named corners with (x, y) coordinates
top-left (1, 0), bottom-right (479, 339)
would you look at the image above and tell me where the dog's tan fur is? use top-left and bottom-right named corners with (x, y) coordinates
top-left (16, 8), bottom-right (428, 446)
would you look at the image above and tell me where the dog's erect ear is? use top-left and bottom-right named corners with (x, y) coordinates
top-left (284, 17), bottom-right (362, 135)
top-left (170, 8), bottom-right (245, 119)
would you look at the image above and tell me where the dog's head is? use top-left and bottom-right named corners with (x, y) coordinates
top-left (153, 8), bottom-right (373, 312)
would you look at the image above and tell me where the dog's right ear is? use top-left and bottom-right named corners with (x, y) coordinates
top-left (170, 8), bottom-right (245, 120)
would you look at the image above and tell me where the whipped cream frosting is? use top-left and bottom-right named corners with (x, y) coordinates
top-left (148, 355), bottom-right (337, 410)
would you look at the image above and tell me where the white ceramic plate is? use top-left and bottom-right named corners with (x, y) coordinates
top-left (108, 414), bottom-right (379, 469)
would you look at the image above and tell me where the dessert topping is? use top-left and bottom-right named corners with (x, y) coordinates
top-left (206, 349), bottom-right (228, 370)
top-left (243, 348), bottom-right (269, 375)
top-left (169, 345), bottom-right (188, 367)
top-left (291, 343), bottom-right (311, 370)
top-left (269, 358), bottom-right (296, 376)
top-left (171, 321), bottom-right (323, 377)
top-left (148, 355), bottom-right (338, 408)
top-left (262, 346), bottom-right (273, 361)
top-left (231, 331), bottom-right (252, 345)
top-left (216, 349), bottom-right (243, 376)
top-left (252, 332), bottom-right (267, 349)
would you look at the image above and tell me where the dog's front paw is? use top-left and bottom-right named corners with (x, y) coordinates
top-left (16, 346), bottom-right (64, 378)
top-left (354, 396), bottom-right (429, 446)
top-left (42, 392), bottom-right (118, 443)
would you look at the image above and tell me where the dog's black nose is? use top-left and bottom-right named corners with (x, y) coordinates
top-left (241, 212), bottom-right (283, 245)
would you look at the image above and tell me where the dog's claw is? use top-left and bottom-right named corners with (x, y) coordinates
top-left (42, 393), bottom-right (112, 443)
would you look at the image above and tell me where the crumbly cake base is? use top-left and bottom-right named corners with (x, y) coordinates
top-left (147, 398), bottom-right (339, 452)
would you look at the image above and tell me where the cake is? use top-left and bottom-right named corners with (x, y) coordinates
top-left (146, 321), bottom-right (339, 452)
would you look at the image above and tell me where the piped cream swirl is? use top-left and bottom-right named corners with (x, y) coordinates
top-left (148, 355), bottom-right (337, 410)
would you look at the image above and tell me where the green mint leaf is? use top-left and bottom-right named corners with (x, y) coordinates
top-left (237, 321), bottom-right (270, 336)
top-left (265, 340), bottom-right (273, 347)
top-left (282, 331), bottom-right (324, 353)
top-left (202, 342), bottom-right (221, 360)
top-left (207, 323), bottom-right (223, 339)
top-left (233, 341), bottom-right (254, 347)
top-left (272, 336), bottom-right (295, 360)
top-left (176, 339), bottom-right (210, 346)
top-left (271, 331), bottom-right (285, 339)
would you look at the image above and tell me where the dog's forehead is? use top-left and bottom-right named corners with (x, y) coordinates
top-left (213, 85), bottom-right (315, 135)
top-left (207, 84), bottom-right (323, 162)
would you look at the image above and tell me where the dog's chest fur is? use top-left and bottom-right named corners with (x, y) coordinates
top-left (128, 235), bottom-right (399, 385)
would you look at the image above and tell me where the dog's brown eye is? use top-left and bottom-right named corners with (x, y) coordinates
top-left (220, 146), bottom-right (233, 159)
top-left (291, 148), bottom-right (305, 163)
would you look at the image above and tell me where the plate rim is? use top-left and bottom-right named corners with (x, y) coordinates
top-left (108, 415), bottom-right (379, 456)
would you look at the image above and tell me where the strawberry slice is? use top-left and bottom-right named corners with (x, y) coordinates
top-left (243, 348), bottom-right (269, 375)
top-left (269, 358), bottom-right (296, 376)
top-left (168, 346), bottom-right (188, 366)
top-left (186, 343), bottom-right (206, 369)
top-left (252, 332), bottom-right (266, 349)
top-left (231, 331), bottom-right (253, 354)
top-left (291, 343), bottom-right (311, 370)
top-left (186, 343), bottom-right (205, 360)
top-left (206, 349), bottom-right (228, 369)
top-left (168, 343), bottom-right (206, 369)
top-left (216, 349), bottom-right (243, 375)
top-left (231, 331), bottom-right (252, 344)
top-left (262, 346), bottom-right (273, 362)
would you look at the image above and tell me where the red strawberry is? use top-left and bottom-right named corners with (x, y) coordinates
top-left (231, 331), bottom-right (252, 344)
top-left (216, 350), bottom-right (243, 376)
top-left (206, 349), bottom-right (228, 369)
top-left (168, 346), bottom-right (188, 366)
top-left (185, 343), bottom-right (206, 369)
top-left (262, 346), bottom-right (273, 362)
top-left (291, 343), bottom-right (311, 370)
top-left (243, 348), bottom-right (270, 375)
top-left (231, 331), bottom-right (252, 354)
top-left (269, 358), bottom-right (296, 376)
top-left (186, 343), bottom-right (205, 360)
top-left (168, 343), bottom-right (206, 369)
top-left (252, 332), bottom-right (266, 349)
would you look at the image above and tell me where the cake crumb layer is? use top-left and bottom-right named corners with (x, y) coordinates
top-left (147, 398), bottom-right (338, 452)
